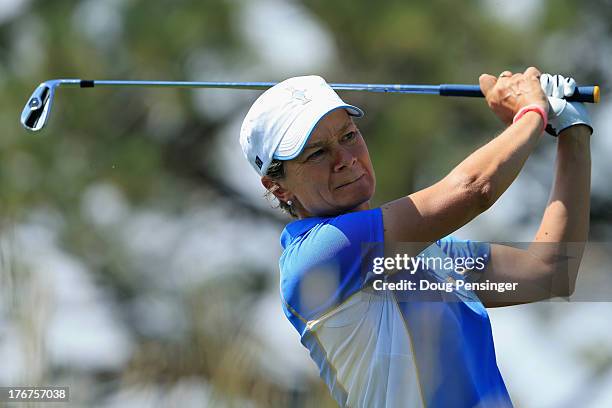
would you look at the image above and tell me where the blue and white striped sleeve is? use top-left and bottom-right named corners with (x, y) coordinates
top-left (435, 235), bottom-right (491, 282)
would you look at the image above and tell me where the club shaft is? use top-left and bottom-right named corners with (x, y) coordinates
top-left (76, 80), bottom-right (441, 93)
top-left (20, 77), bottom-right (602, 132)
top-left (52, 79), bottom-right (599, 103)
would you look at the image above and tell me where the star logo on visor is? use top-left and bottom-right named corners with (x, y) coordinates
top-left (290, 88), bottom-right (311, 105)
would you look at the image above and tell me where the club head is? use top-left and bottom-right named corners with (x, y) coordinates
top-left (21, 81), bottom-right (58, 131)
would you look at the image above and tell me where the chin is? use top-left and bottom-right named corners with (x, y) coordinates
top-left (338, 190), bottom-right (373, 213)
top-left (348, 177), bottom-right (374, 202)
top-left (321, 177), bottom-right (375, 216)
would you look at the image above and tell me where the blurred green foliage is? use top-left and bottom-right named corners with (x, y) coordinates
top-left (1, 0), bottom-right (610, 406)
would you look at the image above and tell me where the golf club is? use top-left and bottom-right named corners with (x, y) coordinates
top-left (21, 78), bottom-right (601, 132)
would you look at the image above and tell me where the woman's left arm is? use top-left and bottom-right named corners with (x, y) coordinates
top-left (476, 125), bottom-right (592, 307)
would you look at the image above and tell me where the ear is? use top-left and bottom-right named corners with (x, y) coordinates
top-left (261, 176), bottom-right (292, 203)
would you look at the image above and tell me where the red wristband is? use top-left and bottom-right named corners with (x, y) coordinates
top-left (512, 104), bottom-right (548, 133)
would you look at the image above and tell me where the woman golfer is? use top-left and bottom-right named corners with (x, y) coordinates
top-left (240, 67), bottom-right (592, 407)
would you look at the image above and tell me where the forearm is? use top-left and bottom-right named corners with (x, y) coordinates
top-left (529, 126), bottom-right (591, 295)
top-left (449, 112), bottom-right (544, 208)
top-left (383, 68), bottom-right (547, 244)
top-left (535, 127), bottom-right (591, 243)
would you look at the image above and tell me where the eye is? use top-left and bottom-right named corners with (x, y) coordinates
top-left (342, 131), bottom-right (356, 142)
top-left (306, 149), bottom-right (324, 161)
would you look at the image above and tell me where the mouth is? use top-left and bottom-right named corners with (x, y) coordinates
top-left (335, 174), bottom-right (365, 190)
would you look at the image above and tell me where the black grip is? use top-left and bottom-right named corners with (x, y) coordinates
top-left (439, 84), bottom-right (599, 103)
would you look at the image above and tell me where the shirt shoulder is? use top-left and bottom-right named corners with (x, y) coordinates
top-left (436, 235), bottom-right (491, 261)
top-left (280, 207), bottom-right (384, 248)
top-left (279, 208), bottom-right (384, 333)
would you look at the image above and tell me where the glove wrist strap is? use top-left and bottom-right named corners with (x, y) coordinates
top-left (513, 104), bottom-right (548, 133)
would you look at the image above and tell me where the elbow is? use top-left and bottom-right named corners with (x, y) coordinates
top-left (565, 282), bottom-right (577, 297)
top-left (450, 172), bottom-right (496, 213)
top-left (553, 280), bottom-right (576, 298)
top-left (542, 260), bottom-right (578, 298)
top-left (557, 272), bottom-right (578, 297)
top-left (477, 180), bottom-right (496, 211)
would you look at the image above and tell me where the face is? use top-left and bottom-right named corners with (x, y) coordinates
top-left (267, 109), bottom-right (376, 218)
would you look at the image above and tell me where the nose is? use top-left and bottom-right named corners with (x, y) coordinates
top-left (333, 146), bottom-right (357, 172)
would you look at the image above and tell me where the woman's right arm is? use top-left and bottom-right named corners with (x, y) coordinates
top-left (381, 67), bottom-right (548, 251)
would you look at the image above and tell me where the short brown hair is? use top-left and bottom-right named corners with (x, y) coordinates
top-left (265, 159), bottom-right (297, 218)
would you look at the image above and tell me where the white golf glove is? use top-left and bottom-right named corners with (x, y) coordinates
top-left (540, 73), bottom-right (592, 136)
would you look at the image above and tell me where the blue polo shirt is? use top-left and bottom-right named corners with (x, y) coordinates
top-left (279, 208), bottom-right (512, 408)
